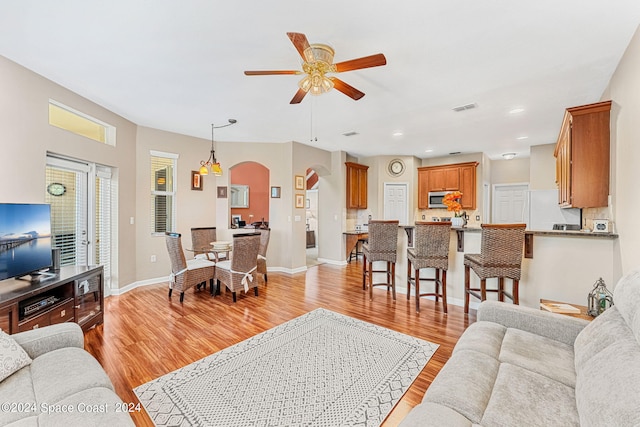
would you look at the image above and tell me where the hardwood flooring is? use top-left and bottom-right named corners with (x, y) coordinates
top-left (83, 261), bottom-right (476, 426)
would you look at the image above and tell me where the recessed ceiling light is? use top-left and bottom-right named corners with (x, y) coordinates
top-left (516, 136), bottom-right (529, 140)
top-left (425, 149), bottom-right (433, 153)
top-left (392, 131), bottom-right (403, 137)
top-left (509, 108), bottom-right (525, 114)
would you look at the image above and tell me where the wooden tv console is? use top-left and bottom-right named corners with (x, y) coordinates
top-left (0, 265), bottom-right (104, 334)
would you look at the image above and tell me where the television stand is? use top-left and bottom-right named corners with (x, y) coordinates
top-left (0, 265), bottom-right (104, 334)
top-left (15, 270), bottom-right (57, 283)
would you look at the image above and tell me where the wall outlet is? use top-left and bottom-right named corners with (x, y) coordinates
top-left (130, 216), bottom-right (135, 225)
top-left (294, 215), bottom-right (301, 222)
top-left (150, 255), bottom-right (156, 263)
top-left (476, 215), bottom-right (481, 221)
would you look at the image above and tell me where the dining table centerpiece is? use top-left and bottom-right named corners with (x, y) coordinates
top-left (443, 191), bottom-right (466, 228)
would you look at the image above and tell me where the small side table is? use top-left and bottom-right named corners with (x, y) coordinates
top-left (540, 299), bottom-right (594, 321)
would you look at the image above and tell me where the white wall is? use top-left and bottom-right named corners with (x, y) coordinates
top-left (0, 55), bottom-right (138, 290)
top-left (606, 24), bottom-right (640, 278)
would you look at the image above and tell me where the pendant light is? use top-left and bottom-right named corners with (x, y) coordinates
top-left (199, 119), bottom-right (238, 176)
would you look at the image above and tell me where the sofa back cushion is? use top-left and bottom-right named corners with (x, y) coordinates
top-left (573, 268), bottom-right (640, 426)
top-left (612, 268), bottom-right (640, 344)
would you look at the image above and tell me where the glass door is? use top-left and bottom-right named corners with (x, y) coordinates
top-left (45, 155), bottom-right (114, 293)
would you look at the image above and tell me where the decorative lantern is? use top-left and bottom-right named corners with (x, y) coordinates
top-left (587, 277), bottom-right (614, 317)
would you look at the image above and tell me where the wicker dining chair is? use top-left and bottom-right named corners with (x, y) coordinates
top-left (256, 228), bottom-right (270, 283)
top-left (407, 221), bottom-right (452, 313)
top-left (190, 227), bottom-right (227, 262)
top-left (362, 220), bottom-right (399, 301)
top-left (215, 233), bottom-right (262, 303)
top-left (165, 232), bottom-right (215, 303)
top-left (464, 223), bottom-right (527, 313)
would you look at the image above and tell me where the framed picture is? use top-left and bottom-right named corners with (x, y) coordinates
top-left (232, 214), bottom-right (242, 225)
top-left (271, 186), bottom-right (281, 198)
top-left (295, 193), bottom-right (305, 209)
top-left (191, 171), bottom-right (203, 191)
top-left (217, 186), bottom-right (227, 198)
top-left (295, 175), bottom-right (305, 190)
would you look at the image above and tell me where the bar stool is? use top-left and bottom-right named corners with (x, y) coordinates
top-left (464, 223), bottom-right (527, 314)
top-left (348, 235), bottom-right (367, 263)
top-left (362, 220), bottom-right (399, 300)
top-left (407, 221), bottom-right (452, 313)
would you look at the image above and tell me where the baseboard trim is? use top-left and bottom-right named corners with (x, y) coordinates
top-left (110, 276), bottom-right (167, 296)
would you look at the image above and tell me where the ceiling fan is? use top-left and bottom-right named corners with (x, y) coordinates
top-left (244, 32), bottom-right (387, 104)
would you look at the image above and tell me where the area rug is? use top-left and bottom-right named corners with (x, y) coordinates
top-left (134, 308), bottom-right (438, 427)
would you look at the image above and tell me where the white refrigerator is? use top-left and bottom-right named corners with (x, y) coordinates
top-left (525, 189), bottom-right (581, 231)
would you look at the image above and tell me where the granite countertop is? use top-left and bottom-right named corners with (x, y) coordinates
top-left (455, 227), bottom-right (617, 238)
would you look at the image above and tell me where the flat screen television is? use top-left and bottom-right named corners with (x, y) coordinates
top-left (0, 203), bottom-right (53, 281)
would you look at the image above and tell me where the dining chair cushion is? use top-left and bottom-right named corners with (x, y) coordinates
top-left (194, 252), bottom-right (227, 262)
top-left (187, 258), bottom-right (216, 270)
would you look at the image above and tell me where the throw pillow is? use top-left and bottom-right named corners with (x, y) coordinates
top-left (0, 330), bottom-right (32, 381)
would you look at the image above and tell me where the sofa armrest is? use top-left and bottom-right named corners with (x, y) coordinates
top-left (12, 323), bottom-right (84, 359)
top-left (477, 301), bottom-right (589, 346)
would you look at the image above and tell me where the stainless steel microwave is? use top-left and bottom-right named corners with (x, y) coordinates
top-left (428, 191), bottom-right (449, 209)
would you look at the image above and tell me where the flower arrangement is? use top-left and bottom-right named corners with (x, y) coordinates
top-left (442, 191), bottom-right (464, 217)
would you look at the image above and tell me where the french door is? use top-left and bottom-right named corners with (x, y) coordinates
top-left (45, 155), bottom-right (113, 292)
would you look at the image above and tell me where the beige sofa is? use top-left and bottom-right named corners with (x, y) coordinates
top-left (400, 268), bottom-right (640, 426)
top-left (0, 322), bottom-right (134, 426)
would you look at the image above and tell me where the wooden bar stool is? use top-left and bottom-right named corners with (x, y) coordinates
top-left (362, 220), bottom-right (399, 300)
top-left (464, 223), bottom-right (527, 313)
top-left (407, 221), bottom-right (452, 313)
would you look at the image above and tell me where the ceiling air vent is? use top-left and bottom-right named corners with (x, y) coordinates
top-left (452, 103), bottom-right (477, 112)
top-left (449, 151), bottom-right (461, 155)
top-left (343, 131), bottom-right (359, 137)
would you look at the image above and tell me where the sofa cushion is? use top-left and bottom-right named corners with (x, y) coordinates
top-left (0, 330), bottom-right (32, 381)
top-left (0, 367), bottom-right (37, 425)
top-left (612, 268), bottom-right (640, 344)
top-left (499, 328), bottom-right (576, 388)
top-left (398, 401), bottom-right (475, 426)
top-left (481, 363), bottom-right (579, 427)
top-left (30, 347), bottom-right (114, 405)
top-left (37, 387), bottom-right (135, 427)
top-left (453, 321), bottom-right (506, 359)
top-left (423, 349), bottom-right (500, 423)
top-left (574, 307), bottom-right (640, 427)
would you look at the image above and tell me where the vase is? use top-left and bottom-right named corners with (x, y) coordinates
top-left (451, 216), bottom-right (465, 228)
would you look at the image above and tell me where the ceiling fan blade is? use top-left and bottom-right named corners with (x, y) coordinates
top-left (244, 70), bottom-right (300, 76)
top-left (334, 53), bottom-right (387, 73)
top-left (287, 32), bottom-right (314, 62)
top-left (290, 88), bottom-right (308, 104)
top-left (329, 78), bottom-right (365, 101)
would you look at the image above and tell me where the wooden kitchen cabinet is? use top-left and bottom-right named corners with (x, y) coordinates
top-left (418, 162), bottom-right (478, 209)
top-left (345, 162), bottom-right (369, 209)
top-left (554, 101), bottom-right (611, 208)
top-left (427, 167), bottom-right (459, 192)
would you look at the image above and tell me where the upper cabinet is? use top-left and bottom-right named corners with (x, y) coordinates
top-left (554, 101), bottom-right (611, 208)
top-left (418, 162), bottom-right (478, 210)
top-left (345, 162), bottom-right (368, 209)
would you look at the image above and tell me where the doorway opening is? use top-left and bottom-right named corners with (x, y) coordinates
top-left (306, 168), bottom-right (322, 267)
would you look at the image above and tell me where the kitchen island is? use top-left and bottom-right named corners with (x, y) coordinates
top-left (369, 225), bottom-right (619, 312)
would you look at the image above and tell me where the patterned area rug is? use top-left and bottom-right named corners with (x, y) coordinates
top-left (134, 308), bottom-right (438, 426)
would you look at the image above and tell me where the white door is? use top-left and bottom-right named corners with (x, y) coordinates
top-left (492, 184), bottom-right (529, 223)
top-left (383, 183), bottom-right (408, 224)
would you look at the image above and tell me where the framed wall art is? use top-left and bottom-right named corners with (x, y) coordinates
top-left (295, 193), bottom-right (305, 209)
top-left (295, 175), bottom-right (305, 190)
top-left (217, 186), bottom-right (228, 198)
top-left (271, 186), bottom-right (281, 198)
top-left (191, 171), bottom-right (203, 191)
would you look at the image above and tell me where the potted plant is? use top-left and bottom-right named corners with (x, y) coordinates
top-left (442, 191), bottom-right (466, 228)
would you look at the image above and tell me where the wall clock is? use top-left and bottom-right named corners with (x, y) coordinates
top-left (47, 182), bottom-right (66, 196)
top-left (388, 159), bottom-right (405, 177)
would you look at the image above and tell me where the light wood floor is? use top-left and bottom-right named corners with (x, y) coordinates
top-left (84, 261), bottom-right (477, 426)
